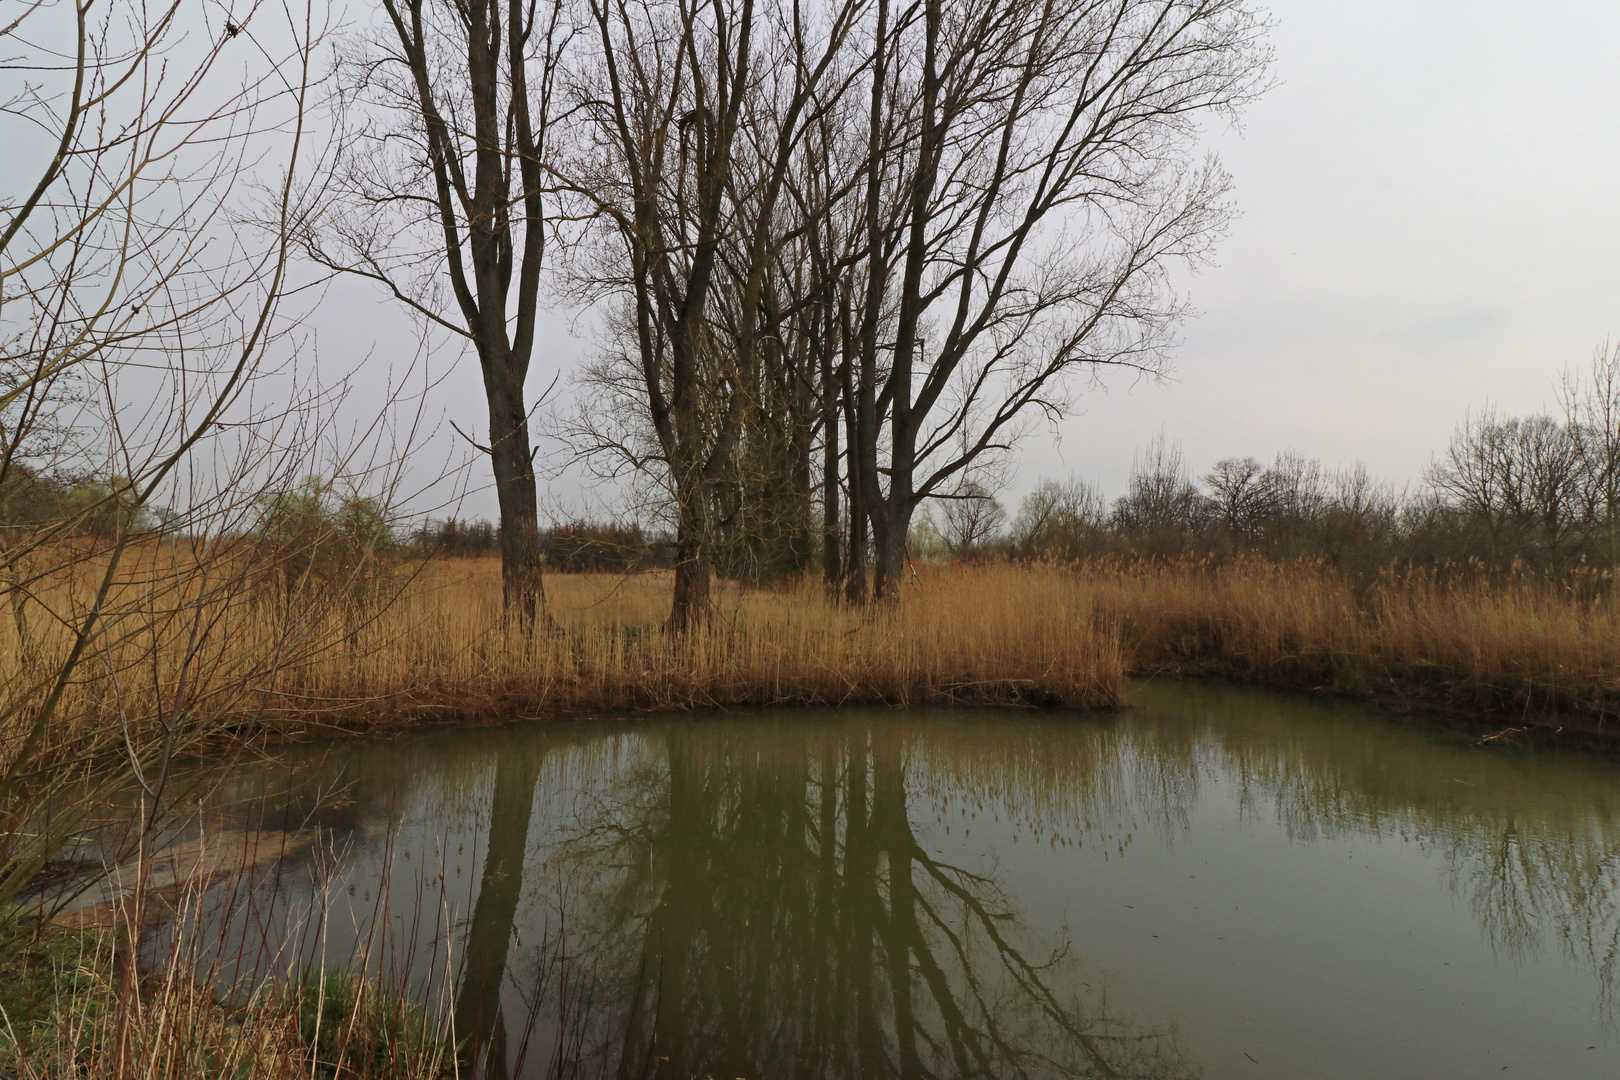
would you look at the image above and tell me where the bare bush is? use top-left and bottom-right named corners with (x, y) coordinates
top-left (1010, 477), bottom-right (1107, 561)
top-left (0, 0), bottom-right (426, 930)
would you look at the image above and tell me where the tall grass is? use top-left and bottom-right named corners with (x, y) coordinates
top-left (0, 862), bottom-right (457, 1080)
top-left (1089, 558), bottom-right (1620, 726)
top-left (8, 550), bottom-right (1620, 757)
top-left (2, 553), bottom-right (1123, 755)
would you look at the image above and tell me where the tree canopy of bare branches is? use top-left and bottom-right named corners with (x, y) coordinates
top-left (545, 0), bottom-right (1270, 618)
top-left (1, 0), bottom-right (432, 928)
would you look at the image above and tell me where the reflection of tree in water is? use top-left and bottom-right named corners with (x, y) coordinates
top-left (455, 744), bottom-right (545, 1079)
top-left (468, 724), bottom-right (1196, 1080)
top-left (1458, 815), bottom-right (1620, 1023)
top-left (189, 688), bottom-right (1620, 1070)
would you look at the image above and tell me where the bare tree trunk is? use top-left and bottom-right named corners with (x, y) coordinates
top-left (487, 369), bottom-right (546, 624)
top-left (321, 0), bottom-right (566, 630)
top-left (841, 300), bottom-right (869, 604)
top-left (872, 511), bottom-right (911, 600)
top-left (791, 435), bottom-right (814, 575)
top-left (670, 501), bottom-right (712, 632)
top-left (843, 425), bottom-right (869, 605)
top-left (821, 332), bottom-right (842, 592)
top-left (868, 0), bottom-right (939, 603)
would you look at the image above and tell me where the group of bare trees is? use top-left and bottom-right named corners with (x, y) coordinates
top-left (1424, 343), bottom-right (1620, 572)
top-left (971, 344), bottom-right (1620, 575)
top-left (1012, 444), bottom-right (1403, 568)
top-left (323, 0), bottom-right (1271, 625)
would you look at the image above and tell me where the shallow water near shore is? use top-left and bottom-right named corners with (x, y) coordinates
top-left (157, 682), bottom-right (1620, 1078)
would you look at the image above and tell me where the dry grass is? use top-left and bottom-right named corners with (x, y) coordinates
top-left (271, 558), bottom-right (1124, 724)
top-left (0, 916), bottom-right (454, 1080)
top-left (1088, 558), bottom-right (1620, 727)
top-left (0, 552), bottom-right (1121, 779)
top-left (10, 549), bottom-right (1620, 762)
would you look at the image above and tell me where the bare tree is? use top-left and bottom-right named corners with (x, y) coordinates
top-left (312, 0), bottom-right (576, 626)
top-left (565, 0), bottom-right (864, 628)
top-left (842, 0), bottom-right (1270, 599)
top-left (1426, 408), bottom-right (1519, 560)
top-left (1428, 408), bottom-right (1584, 566)
top-left (1562, 339), bottom-right (1620, 569)
top-left (933, 478), bottom-right (1007, 556)
top-left (1316, 462), bottom-right (1398, 568)
top-left (1110, 433), bottom-right (1207, 551)
top-left (1203, 456), bottom-right (1268, 537)
top-left (1009, 476), bottom-right (1105, 560)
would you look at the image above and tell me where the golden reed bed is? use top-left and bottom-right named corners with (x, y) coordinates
top-left (1095, 559), bottom-right (1620, 726)
top-left (275, 559), bottom-right (1124, 723)
top-left (8, 551), bottom-right (1620, 779)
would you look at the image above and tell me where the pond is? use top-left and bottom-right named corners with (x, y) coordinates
top-left (160, 682), bottom-right (1620, 1079)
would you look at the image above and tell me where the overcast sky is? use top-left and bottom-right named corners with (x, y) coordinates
top-left (310, 0), bottom-right (1620, 519)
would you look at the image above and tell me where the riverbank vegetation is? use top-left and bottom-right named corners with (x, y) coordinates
top-left (323, 554), bottom-right (1620, 731)
top-left (0, 914), bottom-right (453, 1079)
top-left (9, 548), bottom-right (1618, 760)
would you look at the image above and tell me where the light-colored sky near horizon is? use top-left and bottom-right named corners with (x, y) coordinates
top-left (296, 0), bottom-right (1620, 519)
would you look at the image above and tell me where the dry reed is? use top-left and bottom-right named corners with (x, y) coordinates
top-left (0, 884), bottom-right (455, 1079)
top-left (1, 553), bottom-right (1122, 768)
top-left (1088, 558), bottom-right (1620, 726)
top-left (242, 559), bottom-right (1124, 722)
top-left (10, 550), bottom-right (1620, 756)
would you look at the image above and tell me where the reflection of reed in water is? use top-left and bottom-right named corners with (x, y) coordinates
top-left (899, 684), bottom-right (1620, 1011)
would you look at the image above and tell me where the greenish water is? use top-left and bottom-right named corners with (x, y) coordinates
top-left (182, 683), bottom-right (1620, 1078)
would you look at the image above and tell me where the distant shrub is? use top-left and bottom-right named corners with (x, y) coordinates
top-left (409, 517), bottom-right (499, 558)
top-left (254, 478), bottom-right (398, 608)
top-left (544, 520), bottom-right (657, 573)
top-left (408, 517), bottom-right (669, 573)
top-left (0, 464), bottom-right (153, 537)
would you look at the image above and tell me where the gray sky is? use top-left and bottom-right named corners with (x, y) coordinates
top-left (1024, 0), bottom-right (1620, 500)
top-left (311, 0), bottom-right (1620, 519)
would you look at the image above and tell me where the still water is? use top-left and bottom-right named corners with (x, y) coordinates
top-left (190, 682), bottom-right (1620, 1078)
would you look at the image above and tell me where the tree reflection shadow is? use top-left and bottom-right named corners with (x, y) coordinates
top-left (188, 692), bottom-right (1620, 1075)
top-left (460, 725), bottom-right (1195, 1080)
top-left (455, 743), bottom-right (545, 1079)
top-left (1123, 681), bottom-right (1620, 1029)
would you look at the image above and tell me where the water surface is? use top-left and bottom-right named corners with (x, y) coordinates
top-left (186, 682), bottom-right (1620, 1078)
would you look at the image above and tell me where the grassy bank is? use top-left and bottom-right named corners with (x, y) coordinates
top-left (8, 553), bottom-right (1620, 757)
top-left (1089, 559), bottom-right (1620, 729)
top-left (219, 556), bottom-right (1620, 734)
top-left (0, 916), bottom-right (452, 1080)
top-left (3, 555), bottom-right (1121, 757)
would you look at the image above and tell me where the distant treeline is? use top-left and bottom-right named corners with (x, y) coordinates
top-left (415, 387), bottom-right (1620, 581)
top-left (0, 465), bottom-right (668, 576)
top-left (407, 518), bottom-right (669, 573)
top-left (15, 353), bottom-right (1620, 584)
top-left (926, 394), bottom-right (1620, 578)
top-left (0, 464), bottom-right (151, 537)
